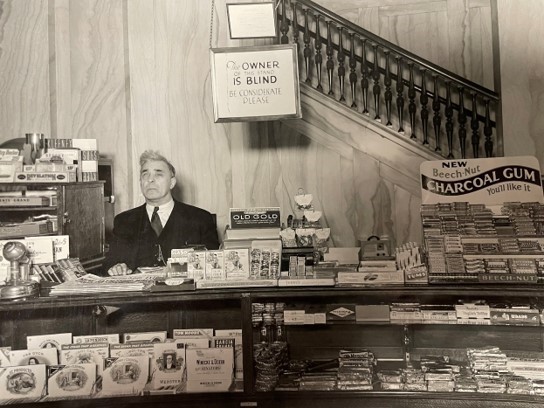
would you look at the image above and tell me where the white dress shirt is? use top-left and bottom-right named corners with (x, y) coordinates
top-left (146, 200), bottom-right (175, 227)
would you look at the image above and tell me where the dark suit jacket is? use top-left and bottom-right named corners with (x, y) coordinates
top-left (103, 200), bottom-right (219, 273)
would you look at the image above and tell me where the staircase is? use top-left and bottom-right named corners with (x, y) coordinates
top-left (278, 0), bottom-right (501, 161)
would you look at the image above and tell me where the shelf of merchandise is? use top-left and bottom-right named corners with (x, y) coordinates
top-left (3, 287), bottom-right (544, 407)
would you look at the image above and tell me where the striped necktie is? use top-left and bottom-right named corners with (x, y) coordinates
top-left (151, 206), bottom-right (163, 236)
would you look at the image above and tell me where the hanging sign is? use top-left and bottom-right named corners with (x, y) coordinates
top-left (420, 156), bottom-right (543, 205)
top-left (227, 2), bottom-right (277, 39)
top-left (210, 44), bottom-right (301, 123)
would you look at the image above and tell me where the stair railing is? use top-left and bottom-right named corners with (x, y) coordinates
top-left (279, 0), bottom-right (501, 159)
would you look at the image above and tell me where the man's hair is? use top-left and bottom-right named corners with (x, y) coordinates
top-left (139, 150), bottom-right (176, 177)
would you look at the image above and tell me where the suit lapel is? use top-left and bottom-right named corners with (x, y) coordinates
top-left (166, 201), bottom-right (190, 246)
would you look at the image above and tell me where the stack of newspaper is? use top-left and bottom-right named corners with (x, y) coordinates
top-left (48, 273), bottom-right (162, 296)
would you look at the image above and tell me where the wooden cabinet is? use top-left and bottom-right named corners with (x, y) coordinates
top-left (3, 287), bottom-right (544, 407)
top-left (0, 182), bottom-right (105, 270)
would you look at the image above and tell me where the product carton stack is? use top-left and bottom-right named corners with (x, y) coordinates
top-left (189, 208), bottom-right (282, 289)
top-left (43, 138), bottom-right (99, 182)
top-left (0, 149), bottom-right (23, 182)
top-left (6, 138), bottom-right (100, 183)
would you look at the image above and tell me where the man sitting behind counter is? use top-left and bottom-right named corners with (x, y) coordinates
top-left (104, 150), bottom-right (219, 276)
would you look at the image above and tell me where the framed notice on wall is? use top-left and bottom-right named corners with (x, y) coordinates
top-left (210, 44), bottom-right (301, 123)
top-left (227, 2), bottom-right (277, 39)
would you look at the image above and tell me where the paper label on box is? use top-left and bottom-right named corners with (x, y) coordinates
top-left (327, 304), bottom-right (356, 320)
top-left (25, 236), bottom-right (69, 262)
top-left (41, 149), bottom-right (80, 164)
top-left (304, 314), bottom-right (316, 325)
top-left (173, 328), bottom-right (214, 338)
top-left (224, 249), bottom-right (250, 280)
top-left (59, 343), bottom-right (109, 376)
top-left (211, 337), bottom-right (235, 348)
top-left (314, 313), bottom-right (327, 324)
top-left (101, 356), bottom-right (149, 396)
top-left (339, 271), bottom-right (404, 285)
top-left (81, 161), bottom-right (98, 172)
top-left (177, 338), bottom-right (210, 349)
top-left (124, 331), bottom-right (167, 343)
top-left (9, 348), bottom-right (58, 366)
top-left (0, 149), bottom-right (20, 157)
top-left (47, 364), bottom-right (95, 398)
top-left (110, 342), bottom-right (154, 359)
top-left (73, 334), bottom-right (119, 344)
top-left (229, 207), bottom-right (280, 229)
top-left (15, 172), bottom-right (76, 183)
top-left (490, 308), bottom-right (540, 325)
top-left (152, 341), bottom-right (185, 389)
top-left (205, 250), bottom-right (224, 280)
top-left (188, 251), bottom-right (206, 280)
top-left (0, 159), bottom-right (23, 183)
top-left (0, 365), bottom-right (46, 401)
top-left (284, 310), bottom-right (305, 325)
top-left (455, 305), bottom-right (490, 319)
top-left (171, 248), bottom-right (194, 259)
top-left (185, 348), bottom-right (234, 381)
top-left (27, 333), bottom-right (72, 351)
top-left (214, 330), bottom-right (243, 380)
top-left (0, 196), bottom-right (48, 207)
top-left (421, 310), bottom-right (457, 322)
top-left (186, 378), bottom-right (232, 393)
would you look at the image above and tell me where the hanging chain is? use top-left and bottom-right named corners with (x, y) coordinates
top-left (209, 0), bottom-right (216, 49)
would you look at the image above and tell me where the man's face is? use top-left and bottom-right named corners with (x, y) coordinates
top-left (140, 160), bottom-right (176, 205)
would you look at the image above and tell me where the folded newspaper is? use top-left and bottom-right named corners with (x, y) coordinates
top-left (48, 272), bottom-right (164, 296)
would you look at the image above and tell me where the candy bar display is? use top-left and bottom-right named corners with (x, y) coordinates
top-left (377, 370), bottom-right (404, 390)
top-left (336, 350), bottom-right (375, 391)
top-left (402, 368), bottom-right (427, 391)
top-left (299, 372), bottom-right (337, 391)
top-left (422, 202), bottom-right (544, 283)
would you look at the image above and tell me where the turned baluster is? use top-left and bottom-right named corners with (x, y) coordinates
top-left (396, 57), bottom-right (405, 134)
top-left (471, 93), bottom-right (480, 158)
top-left (337, 27), bottom-right (346, 102)
top-left (326, 21), bottom-right (334, 96)
top-left (372, 44), bottom-right (381, 122)
top-left (432, 75), bottom-right (442, 152)
top-left (408, 63), bottom-right (416, 139)
top-left (279, 0), bottom-right (289, 44)
top-left (291, 2), bottom-right (299, 47)
top-left (445, 82), bottom-right (454, 159)
top-left (384, 51), bottom-right (392, 127)
top-left (484, 99), bottom-right (493, 157)
top-left (314, 14), bottom-right (323, 92)
top-left (303, 9), bottom-right (312, 83)
top-left (458, 87), bottom-right (467, 159)
top-left (349, 33), bottom-right (357, 108)
top-left (361, 39), bottom-right (370, 114)
top-left (420, 69), bottom-right (429, 145)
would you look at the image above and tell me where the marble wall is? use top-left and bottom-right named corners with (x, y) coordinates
top-left (0, 0), bottom-right (541, 249)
